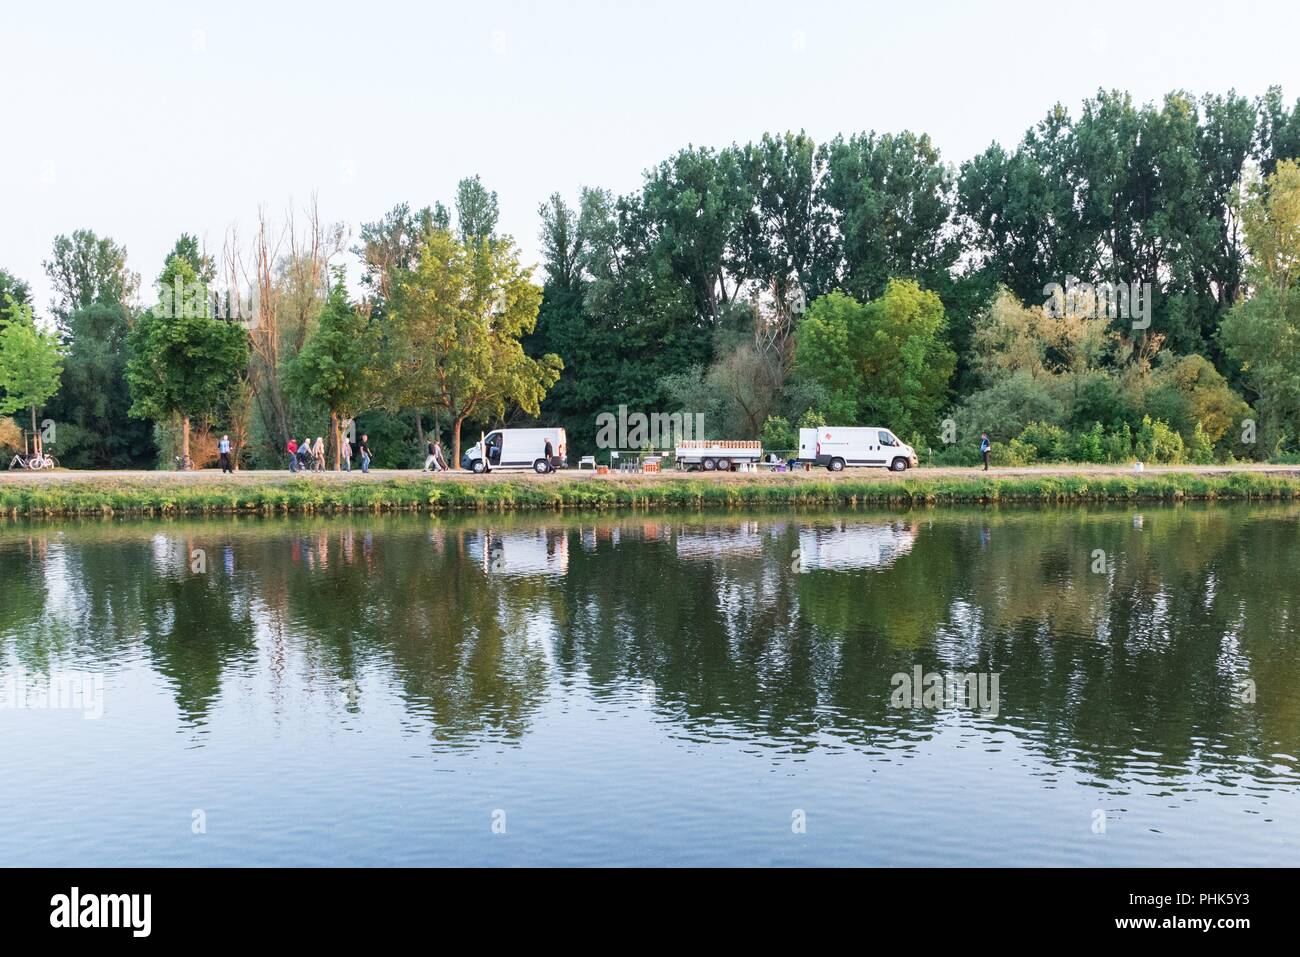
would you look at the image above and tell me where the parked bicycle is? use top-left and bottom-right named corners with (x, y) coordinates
top-left (7, 450), bottom-right (58, 470)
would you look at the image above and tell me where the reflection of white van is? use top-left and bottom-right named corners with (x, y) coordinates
top-left (798, 427), bottom-right (917, 472)
top-left (797, 521), bottom-right (918, 571)
top-left (466, 529), bottom-right (569, 577)
top-left (464, 428), bottom-right (567, 473)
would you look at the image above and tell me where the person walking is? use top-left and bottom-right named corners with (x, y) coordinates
top-left (341, 434), bottom-right (352, 472)
top-left (358, 434), bottom-right (371, 473)
top-left (980, 432), bottom-right (991, 471)
top-left (543, 437), bottom-right (555, 473)
top-left (313, 436), bottom-right (326, 472)
top-left (218, 434), bottom-right (233, 473)
top-left (287, 437), bottom-right (299, 473)
top-left (433, 437), bottom-right (447, 473)
top-left (297, 437), bottom-right (312, 473)
top-left (423, 438), bottom-right (437, 472)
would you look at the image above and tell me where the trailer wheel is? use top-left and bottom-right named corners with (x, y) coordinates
top-left (890, 457), bottom-right (908, 472)
top-left (716, 457), bottom-right (731, 471)
top-left (534, 459), bottom-right (550, 474)
top-left (702, 457), bottom-right (716, 471)
top-left (471, 460), bottom-right (488, 474)
top-left (828, 457), bottom-right (845, 472)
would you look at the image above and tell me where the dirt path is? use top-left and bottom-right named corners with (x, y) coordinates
top-left (3, 463), bottom-right (1299, 486)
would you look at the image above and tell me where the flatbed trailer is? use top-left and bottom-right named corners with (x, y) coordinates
top-left (673, 440), bottom-right (763, 472)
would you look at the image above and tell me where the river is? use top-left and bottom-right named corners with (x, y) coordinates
top-left (1, 505), bottom-right (1297, 865)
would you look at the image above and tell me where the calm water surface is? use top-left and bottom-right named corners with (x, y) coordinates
top-left (1, 505), bottom-right (1297, 866)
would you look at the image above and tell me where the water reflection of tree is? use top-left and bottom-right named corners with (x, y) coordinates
top-left (257, 523), bottom-right (552, 742)
top-left (2, 507), bottom-right (1297, 781)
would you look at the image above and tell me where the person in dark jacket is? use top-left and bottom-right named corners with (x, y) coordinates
top-left (980, 432), bottom-right (991, 471)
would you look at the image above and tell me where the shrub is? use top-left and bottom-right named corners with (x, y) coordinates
top-left (1135, 415), bottom-right (1185, 463)
top-left (760, 415), bottom-right (796, 452)
top-left (1073, 422), bottom-right (1106, 463)
top-left (1188, 422), bottom-right (1215, 464)
top-left (1018, 421), bottom-right (1071, 461)
top-left (990, 437), bottom-right (1038, 466)
top-left (1104, 422), bottom-right (1134, 463)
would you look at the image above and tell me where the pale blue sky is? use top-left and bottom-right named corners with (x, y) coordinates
top-left (3, 0), bottom-right (1297, 311)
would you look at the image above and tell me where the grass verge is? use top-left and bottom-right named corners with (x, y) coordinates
top-left (3, 471), bottom-right (1300, 517)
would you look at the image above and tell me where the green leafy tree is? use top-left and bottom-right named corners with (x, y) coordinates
top-left (795, 281), bottom-right (955, 436)
top-left (43, 229), bottom-right (138, 320)
top-left (384, 229), bottom-right (561, 464)
top-left (0, 302), bottom-right (65, 456)
top-left (0, 269), bottom-right (32, 324)
top-left (126, 252), bottom-right (250, 466)
top-left (284, 270), bottom-right (379, 468)
top-left (1220, 159), bottom-right (1300, 450)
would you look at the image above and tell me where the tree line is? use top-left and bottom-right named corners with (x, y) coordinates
top-left (3, 86), bottom-right (1300, 469)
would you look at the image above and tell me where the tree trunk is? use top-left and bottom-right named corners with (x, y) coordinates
top-left (415, 411), bottom-right (425, 451)
top-left (452, 416), bottom-right (465, 469)
top-left (330, 410), bottom-right (341, 470)
top-left (181, 414), bottom-right (191, 469)
top-left (30, 405), bottom-right (40, 456)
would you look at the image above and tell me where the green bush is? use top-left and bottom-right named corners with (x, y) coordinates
top-left (760, 415), bottom-right (796, 451)
top-left (1073, 422), bottom-right (1106, 463)
top-left (990, 437), bottom-right (1038, 466)
top-left (1103, 422), bottom-right (1134, 463)
top-left (1188, 422), bottom-right (1215, 464)
top-left (1017, 421), bottom-right (1071, 462)
top-left (1135, 415), bottom-right (1185, 464)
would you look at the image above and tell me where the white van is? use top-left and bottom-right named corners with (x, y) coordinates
top-left (463, 428), bottom-right (567, 473)
top-left (798, 426), bottom-right (917, 472)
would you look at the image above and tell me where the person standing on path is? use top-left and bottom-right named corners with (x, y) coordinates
top-left (359, 434), bottom-right (372, 473)
top-left (980, 432), bottom-right (991, 471)
top-left (341, 434), bottom-right (352, 471)
top-left (218, 435), bottom-right (233, 473)
top-left (313, 436), bottom-right (326, 472)
top-left (287, 437), bottom-right (299, 473)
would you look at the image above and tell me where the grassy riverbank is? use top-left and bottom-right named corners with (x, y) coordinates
top-left (4, 468), bottom-right (1300, 516)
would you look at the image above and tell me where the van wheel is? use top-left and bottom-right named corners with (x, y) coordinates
top-left (471, 460), bottom-right (487, 474)
top-left (828, 458), bottom-right (845, 472)
top-left (533, 459), bottom-right (550, 474)
top-left (702, 458), bottom-right (716, 471)
top-left (716, 457), bottom-right (731, 471)
top-left (890, 457), bottom-right (908, 472)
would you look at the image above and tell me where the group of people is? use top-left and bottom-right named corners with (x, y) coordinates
top-left (287, 434), bottom-right (373, 473)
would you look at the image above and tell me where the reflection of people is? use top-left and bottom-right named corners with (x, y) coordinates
top-left (980, 432), bottom-right (991, 471)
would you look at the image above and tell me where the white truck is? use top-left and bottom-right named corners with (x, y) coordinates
top-left (673, 439), bottom-right (764, 472)
top-left (463, 428), bottom-right (567, 473)
top-left (798, 426), bottom-right (917, 472)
